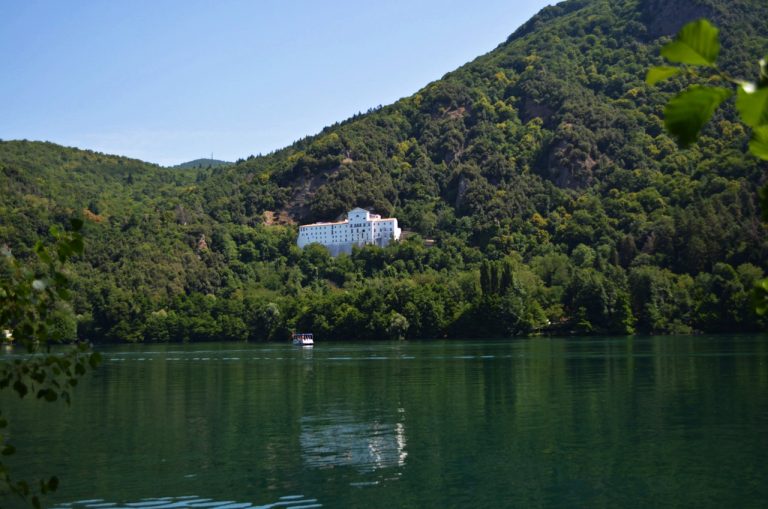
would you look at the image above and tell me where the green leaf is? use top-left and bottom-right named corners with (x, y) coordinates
top-left (754, 278), bottom-right (768, 316)
top-left (661, 19), bottom-right (720, 66)
top-left (37, 389), bottom-right (57, 402)
top-left (664, 85), bottom-right (732, 147)
top-left (13, 379), bottom-right (28, 398)
top-left (2, 444), bottom-right (15, 456)
top-left (89, 351), bottom-right (102, 369)
top-left (749, 125), bottom-right (768, 161)
top-left (646, 66), bottom-right (681, 85)
top-left (736, 87), bottom-right (768, 127)
top-left (30, 370), bottom-right (45, 384)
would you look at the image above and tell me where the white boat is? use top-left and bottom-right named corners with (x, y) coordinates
top-left (292, 332), bottom-right (314, 346)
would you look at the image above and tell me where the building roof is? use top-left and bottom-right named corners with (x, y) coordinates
top-left (299, 219), bottom-right (348, 228)
top-left (298, 208), bottom-right (397, 229)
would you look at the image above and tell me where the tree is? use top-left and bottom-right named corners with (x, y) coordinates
top-left (0, 219), bottom-right (101, 508)
top-left (386, 312), bottom-right (409, 340)
top-left (647, 18), bottom-right (768, 317)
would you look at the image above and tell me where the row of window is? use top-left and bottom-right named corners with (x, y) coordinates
top-left (307, 225), bottom-right (392, 235)
top-left (302, 228), bottom-right (392, 234)
top-left (303, 233), bottom-right (392, 239)
top-left (302, 220), bottom-right (395, 227)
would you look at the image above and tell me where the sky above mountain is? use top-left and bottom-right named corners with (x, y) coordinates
top-left (0, 0), bottom-right (552, 166)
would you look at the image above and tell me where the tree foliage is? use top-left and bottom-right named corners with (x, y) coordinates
top-left (1, 0), bottom-right (767, 345)
top-left (0, 219), bottom-right (101, 507)
top-left (647, 17), bottom-right (768, 319)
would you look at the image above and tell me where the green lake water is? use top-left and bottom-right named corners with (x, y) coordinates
top-left (1, 335), bottom-right (767, 508)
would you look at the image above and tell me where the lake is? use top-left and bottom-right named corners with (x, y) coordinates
top-left (1, 335), bottom-right (767, 508)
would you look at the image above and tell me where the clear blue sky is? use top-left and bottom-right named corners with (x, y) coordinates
top-left (1, 1), bottom-right (552, 166)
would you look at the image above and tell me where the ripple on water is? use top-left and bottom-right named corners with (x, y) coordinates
top-left (300, 414), bottom-right (408, 472)
top-left (52, 495), bottom-right (321, 509)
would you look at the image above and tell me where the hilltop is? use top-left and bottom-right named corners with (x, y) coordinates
top-left (173, 158), bottom-right (232, 169)
top-left (1, 0), bottom-right (766, 341)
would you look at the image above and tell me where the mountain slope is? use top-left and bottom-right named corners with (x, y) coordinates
top-left (205, 0), bottom-right (767, 267)
top-left (1, 0), bottom-right (766, 341)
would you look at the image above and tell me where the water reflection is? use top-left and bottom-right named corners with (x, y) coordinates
top-left (300, 411), bottom-right (407, 472)
top-left (4, 337), bottom-right (767, 508)
top-left (299, 347), bottom-right (314, 361)
top-left (53, 494), bottom-right (321, 509)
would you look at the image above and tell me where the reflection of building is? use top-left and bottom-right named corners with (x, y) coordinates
top-left (296, 208), bottom-right (401, 256)
top-left (300, 412), bottom-right (407, 471)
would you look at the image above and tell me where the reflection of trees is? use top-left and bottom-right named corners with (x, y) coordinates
top-left (5, 339), bottom-right (767, 507)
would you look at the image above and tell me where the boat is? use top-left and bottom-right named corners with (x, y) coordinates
top-left (292, 332), bottom-right (314, 346)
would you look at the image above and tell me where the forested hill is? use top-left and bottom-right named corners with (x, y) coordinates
top-left (173, 158), bottom-right (232, 169)
top-left (1, 0), bottom-right (767, 342)
top-left (207, 0), bottom-right (768, 224)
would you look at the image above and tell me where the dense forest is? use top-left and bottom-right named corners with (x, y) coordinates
top-left (1, 0), bottom-right (767, 342)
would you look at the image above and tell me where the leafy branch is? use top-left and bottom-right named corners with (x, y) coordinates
top-left (647, 18), bottom-right (768, 317)
top-left (0, 219), bottom-right (101, 508)
top-left (647, 19), bottom-right (768, 157)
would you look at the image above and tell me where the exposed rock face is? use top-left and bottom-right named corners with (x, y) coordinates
top-left (546, 139), bottom-right (596, 189)
top-left (522, 98), bottom-right (555, 125)
top-left (641, 0), bottom-right (714, 38)
top-left (175, 205), bottom-right (189, 225)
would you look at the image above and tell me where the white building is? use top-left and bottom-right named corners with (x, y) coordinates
top-left (297, 207), bottom-right (401, 255)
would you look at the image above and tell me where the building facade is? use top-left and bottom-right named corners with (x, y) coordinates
top-left (297, 208), bottom-right (401, 255)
